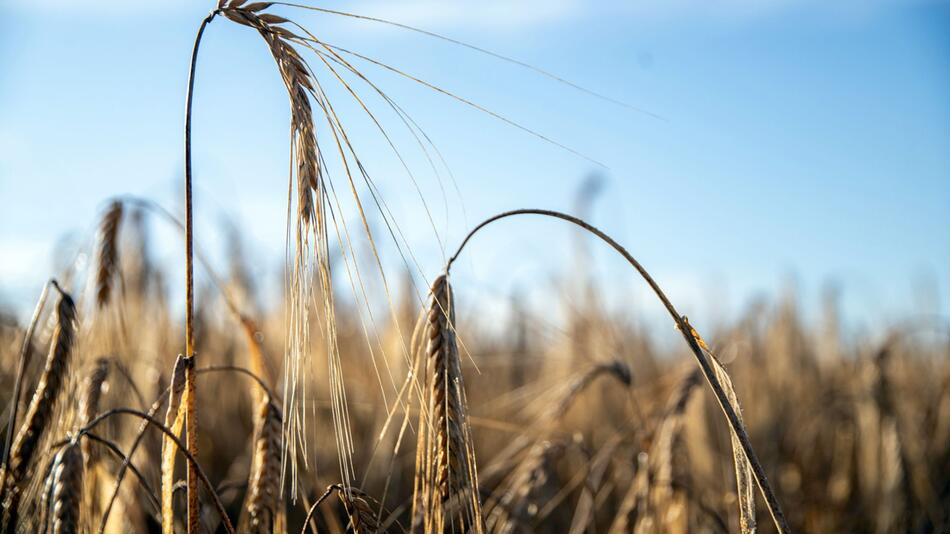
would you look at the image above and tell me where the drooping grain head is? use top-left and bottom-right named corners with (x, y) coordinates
top-left (336, 486), bottom-right (381, 534)
top-left (551, 359), bottom-right (632, 421)
top-left (78, 358), bottom-right (110, 430)
top-left (95, 201), bottom-right (123, 308)
top-left (220, 2), bottom-right (320, 228)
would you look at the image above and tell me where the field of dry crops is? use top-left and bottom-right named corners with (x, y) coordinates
top-left (1, 200), bottom-right (948, 533)
top-left (2, 1), bottom-right (949, 533)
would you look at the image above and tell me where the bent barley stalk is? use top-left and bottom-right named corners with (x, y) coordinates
top-left (446, 209), bottom-right (791, 533)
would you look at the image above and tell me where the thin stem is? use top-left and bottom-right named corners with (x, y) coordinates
top-left (78, 408), bottom-right (235, 534)
top-left (446, 208), bottom-right (791, 533)
top-left (73, 432), bottom-right (162, 516)
top-left (183, 10), bottom-right (218, 534)
top-left (300, 485), bottom-right (342, 534)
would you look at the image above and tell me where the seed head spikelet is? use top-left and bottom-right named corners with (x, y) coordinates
top-left (95, 201), bottom-right (123, 308)
top-left (1, 285), bottom-right (76, 530)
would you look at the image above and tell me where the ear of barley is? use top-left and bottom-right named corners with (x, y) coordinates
top-left (95, 201), bottom-right (123, 308)
top-left (1, 286), bottom-right (76, 530)
top-left (336, 486), bottom-right (381, 534)
top-left (412, 274), bottom-right (482, 532)
top-left (79, 358), bottom-right (110, 431)
top-left (41, 441), bottom-right (85, 534)
top-left (78, 358), bottom-right (109, 523)
top-left (220, 0), bottom-right (339, 492)
top-left (550, 360), bottom-right (632, 421)
top-left (238, 397), bottom-right (284, 534)
top-left (486, 440), bottom-right (566, 534)
top-left (608, 371), bottom-right (699, 534)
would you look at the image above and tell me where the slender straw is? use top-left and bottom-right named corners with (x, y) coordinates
top-left (182, 9), bottom-right (219, 534)
top-left (446, 208), bottom-right (791, 533)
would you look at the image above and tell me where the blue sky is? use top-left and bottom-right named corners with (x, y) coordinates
top-left (1, 0), bottom-right (948, 331)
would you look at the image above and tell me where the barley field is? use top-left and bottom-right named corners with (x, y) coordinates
top-left (1, 1), bottom-right (948, 533)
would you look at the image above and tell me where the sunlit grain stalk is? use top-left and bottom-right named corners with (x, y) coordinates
top-left (0, 282), bottom-right (76, 532)
top-left (446, 208), bottom-right (791, 533)
top-left (161, 356), bottom-right (189, 534)
top-left (180, 0), bottom-right (348, 509)
top-left (0, 279), bottom-right (53, 497)
top-left (412, 274), bottom-right (483, 533)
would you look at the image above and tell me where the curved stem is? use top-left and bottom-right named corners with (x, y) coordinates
top-left (96, 365), bottom-right (273, 534)
top-left (446, 208), bottom-right (791, 533)
top-left (183, 10), bottom-right (218, 534)
top-left (98, 386), bottom-right (170, 534)
top-left (299, 485), bottom-right (342, 534)
top-left (76, 432), bottom-right (162, 517)
top-left (78, 408), bottom-right (235, 533)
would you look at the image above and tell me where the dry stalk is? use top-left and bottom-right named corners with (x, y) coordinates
top-left (161, 356), bottom-right (189, 534)
top-left (446, 209), bottom-right (790, 533)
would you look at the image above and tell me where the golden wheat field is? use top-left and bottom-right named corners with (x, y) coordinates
top-left (1, 1), bottom-right (949, 533)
